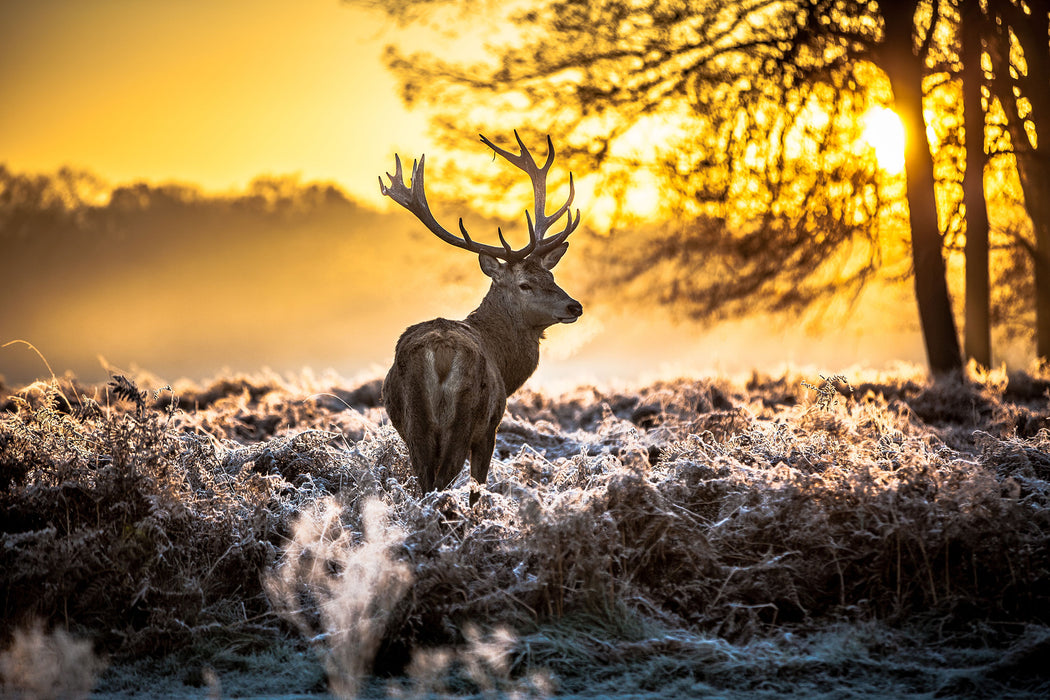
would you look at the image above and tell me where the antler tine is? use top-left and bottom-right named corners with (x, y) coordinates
top-left (523, 168), bottom-right (581, 258)
top-left (478, 131), bottom-right (580, 259)
top-left (379, 152), bottom-right (513, 260)
top-left (377, 152), bottom-right (404, 196)
top-left (536, 132), bottom-right (556, 173)
top-left (380, 133), bottom-right (581, 264)
top-left (534, 207), bottom-right (582, 256)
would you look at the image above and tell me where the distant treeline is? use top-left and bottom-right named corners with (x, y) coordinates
top-left (0, 164), bottom-right (361, 220)
top-left (0, 164), bottom-right (515, 385)
top-left (0, 165), bottom-right (376, 265)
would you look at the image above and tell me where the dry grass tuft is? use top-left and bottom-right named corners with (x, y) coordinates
top-left (265, 497), bottom-right (412, 699)
top-left (0, 621), bottom-right (104, 700)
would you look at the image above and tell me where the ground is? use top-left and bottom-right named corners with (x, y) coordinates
top-left (1, 365), bottom-right (1049, 698)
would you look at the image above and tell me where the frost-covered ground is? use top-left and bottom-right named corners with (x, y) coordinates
top-left (2, 366), bottom-right (1049, 698)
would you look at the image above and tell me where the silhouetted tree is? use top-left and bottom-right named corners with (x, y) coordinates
top-left (962, 0), bottom-right (992, 367)
top-left (985, 0), bottom-right (1050, 360)
top-left (361, 0), bottom-right (973, 371)
top-left (877, 2), bottom-right (963, 373)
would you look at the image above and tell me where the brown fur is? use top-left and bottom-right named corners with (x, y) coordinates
top-left (384, 247), bottom-right (581, 503)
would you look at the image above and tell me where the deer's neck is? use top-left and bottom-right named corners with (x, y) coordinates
top-left (466, 293), bottom-right (543, 394)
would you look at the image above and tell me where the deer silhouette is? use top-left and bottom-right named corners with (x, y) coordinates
top-left (379, 131), bottom-right (582, 504)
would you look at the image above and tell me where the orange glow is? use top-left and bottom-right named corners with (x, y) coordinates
top-left (0, 0), bottom-right (431, 206)
top-left (0, 2), bottom-right (952, 386)
top-left (862, 107), bottom-right (906, 174)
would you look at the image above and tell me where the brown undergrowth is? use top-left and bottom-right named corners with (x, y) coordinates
top-left (1, 365), bottom-right (1049, 696)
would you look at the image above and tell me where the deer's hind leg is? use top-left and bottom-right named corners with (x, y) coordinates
top-left (398, 412), bottom-right (438, 493)
top-left (468, 410), bottom-right (502, 507)
top-left (432, 432), bottom-right (470, 493)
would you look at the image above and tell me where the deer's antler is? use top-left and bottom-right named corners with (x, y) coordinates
top-left (379, 131), bottom-right (581, 262)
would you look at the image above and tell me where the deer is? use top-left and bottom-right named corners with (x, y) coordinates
top-left (379, 131), bottom-right (583, 505)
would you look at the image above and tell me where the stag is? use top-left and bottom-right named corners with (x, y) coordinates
top-left (379, 131), bottom-right (583, 505)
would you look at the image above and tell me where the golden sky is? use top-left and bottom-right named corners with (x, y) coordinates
top-left (0, 0), bottom-right (935, 386)
top-left (0, 0), bottom-right (429, 205)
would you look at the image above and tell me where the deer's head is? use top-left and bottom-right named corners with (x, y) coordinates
top-left (478, 244), bottom-right (582, 330)
top-left (380, 130), bottom-right (583, 329)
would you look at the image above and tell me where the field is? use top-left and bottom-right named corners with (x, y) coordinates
top-left (2, 365), bottom-right (1050, 698)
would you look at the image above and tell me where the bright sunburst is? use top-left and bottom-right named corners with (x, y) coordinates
top-left (862, 107), bottom-right (906, 174)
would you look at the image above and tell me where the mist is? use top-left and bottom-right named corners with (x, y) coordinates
top-left (0, 166), bottom-right (931, 389)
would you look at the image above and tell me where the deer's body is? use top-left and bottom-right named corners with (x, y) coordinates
top-left (384, 317), bottom-right (504, 495)
top-left (379, 132), bottom-right (582, 503)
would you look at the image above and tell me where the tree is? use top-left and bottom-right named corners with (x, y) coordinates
top-left (961, 0), bottom-right (992, 367)
top-left (985, 0), bottom-right (1050, 360)
top-left (877, 1), bottom-right (963, 372)
top-left (362, 0), bottom-right (969, 372)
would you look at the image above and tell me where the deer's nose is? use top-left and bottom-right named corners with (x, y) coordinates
top-left (567, 301), bottom-right (583, 317)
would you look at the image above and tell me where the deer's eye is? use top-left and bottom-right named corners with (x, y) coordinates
top-left (518, 282), bottom-right (533, 292)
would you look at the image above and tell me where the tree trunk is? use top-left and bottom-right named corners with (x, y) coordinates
top-left (963, 0), bottom-right (992, 367)
top-left (880, 5), bottom-right (963, 375)
top-left (992, 2), bottom-right (1050, 360)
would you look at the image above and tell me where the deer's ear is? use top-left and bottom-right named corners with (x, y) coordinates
top-left (479, 253), bottom-right (503, 278)
top-left (538, 243), bottom-right (569, 270)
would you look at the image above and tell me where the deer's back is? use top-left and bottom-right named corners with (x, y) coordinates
top-left (383, 319), bottom-right (506, 481)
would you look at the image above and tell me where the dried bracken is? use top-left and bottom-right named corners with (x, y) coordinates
top-left (2, 366), bottom-right (1049, 697)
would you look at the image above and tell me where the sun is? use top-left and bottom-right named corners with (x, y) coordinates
top-left (862, 107), bottom-right (906, 174)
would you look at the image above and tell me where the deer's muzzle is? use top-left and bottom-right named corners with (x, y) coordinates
top-left (559, 299), bottom-right (584, 323)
